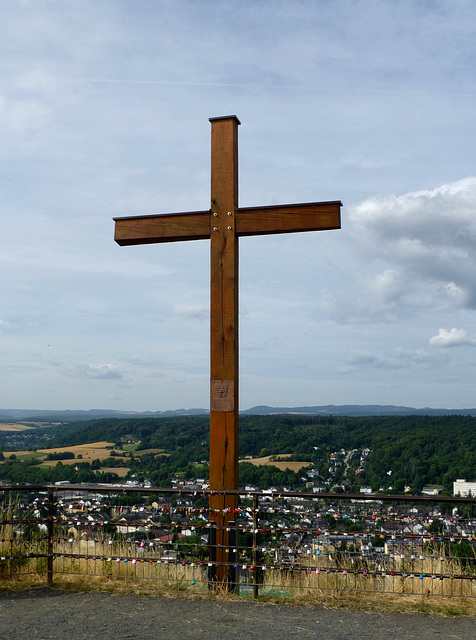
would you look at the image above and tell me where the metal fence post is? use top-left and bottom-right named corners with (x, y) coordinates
top-left (46, 487), bottom-right (54, 586)
top-left (227, 520), bottom-right (238, 593)
top-left (208, 524), bottom-right (216, 586)
top-left (252, 495), bottom-right (259, 598)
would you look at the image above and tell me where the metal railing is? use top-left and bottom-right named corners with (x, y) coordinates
top-left (1, 484), bottom-right (475, 599)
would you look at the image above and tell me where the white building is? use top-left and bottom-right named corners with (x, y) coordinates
top-left (453, 479), bottom-right (476, 497)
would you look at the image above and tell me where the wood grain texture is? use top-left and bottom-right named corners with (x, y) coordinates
top-left (113, 211), bottom-right (210, 245)
top-left (236, 201), bottom-right (341, 236)
top-left (208, 116), bottom-right (240, 586)
top-left (114, 201), bottom-right (341, 246)
top-left (209, 116), bottom-right (239, 489)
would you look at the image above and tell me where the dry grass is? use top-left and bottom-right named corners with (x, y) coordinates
top-left (36, 442), bottom-right (116, 466)
top-left (240, 454), bottom-right (310, 472)
top-left (1, 537), bottom-right (475, 616)
top-left (30, 539), bottom-right (470, 615)
top-left (2, 441), bottom-right (118, 465)
top-left (0, 423), bottom-right (34, 431)
top-left (95, 467), bottom-right (130, 477)
top-left (262, 566), bottom-right (476, 599)
top-left (48, 537), bottom-right (212, 598)
top-left (133, 448), bottom-right (168, 456)
top-left (271, 461), bottom-right (310, 472)
top-left (273, 589), bottom-right (476, 617)
top-left (0, 506), bottom-right (47, 582)
top-left (1, 571), bottom-right (474, 617)
top-left (2, 442), bottom-right (169, 468)
top-left (257, 551), bottom-right (476, 615)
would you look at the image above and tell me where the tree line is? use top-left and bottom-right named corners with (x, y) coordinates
top-left (0, 414), bottom-right (474, 493)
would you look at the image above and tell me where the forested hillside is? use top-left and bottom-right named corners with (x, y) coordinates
top-left (0, 414), bottom-right (474, 493)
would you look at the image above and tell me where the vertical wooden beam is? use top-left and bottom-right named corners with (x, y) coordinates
top-left (208, 115), bottom-right (240, 587)
top-left (112, 115), bottom-right (341, 592)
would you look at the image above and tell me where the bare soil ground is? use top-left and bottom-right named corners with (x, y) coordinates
top-left (0, 587), bottom-right (473, 640)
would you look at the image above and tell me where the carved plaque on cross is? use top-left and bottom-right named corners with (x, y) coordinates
top-left (210, 380), bottom-right (235, 412)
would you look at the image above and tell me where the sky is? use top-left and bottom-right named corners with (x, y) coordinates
top-left (1, 0), bottom-right (476, 412)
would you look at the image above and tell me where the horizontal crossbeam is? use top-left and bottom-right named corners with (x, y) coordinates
top-left (114, 201), bottom-right (341, 246)
top-left (113, 210), bottom-right (211, 246)
top-left (236, 201), bottom-right (341, 237)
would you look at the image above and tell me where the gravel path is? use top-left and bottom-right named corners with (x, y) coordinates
top-left (0, 588), bottom-right (473, 640)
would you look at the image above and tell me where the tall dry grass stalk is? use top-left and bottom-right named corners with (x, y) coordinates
top-left (0, 504), bottom-right (47, 579)
top-left (260, 551), bottom-right (476, 600)
top-left (52, 537), bottom-right (209, 592)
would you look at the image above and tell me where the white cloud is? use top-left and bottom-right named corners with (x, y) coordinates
top-left (0, 319), bottom-right (14, 330)
top-left (173, 303), bottom-right (208, 320)
top-left (320, 272), bottom-right (423, 325)
top-left (348, 177), bottom-right (476, 313)
top-left (429, 328), bottom-right (476, 348)
top-left (344, 347), bottom-right (449, 371)
top-left (62, 363), bottom-right (124, 380)
top-left (367, 269), bottom-right (406, 303)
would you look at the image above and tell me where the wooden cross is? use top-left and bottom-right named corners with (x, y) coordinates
top-left (114, 115), bottom-right (341, 586)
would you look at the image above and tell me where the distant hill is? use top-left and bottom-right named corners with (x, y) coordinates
top-left (0, 408), bottom-right (209, 422)
top-left (242, 404), bottom-right (476, 417)
top-left (1, 404), bottom-right (475, 422)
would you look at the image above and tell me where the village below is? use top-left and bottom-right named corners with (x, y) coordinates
top-left (0, 409), bottom-right (475, 599)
